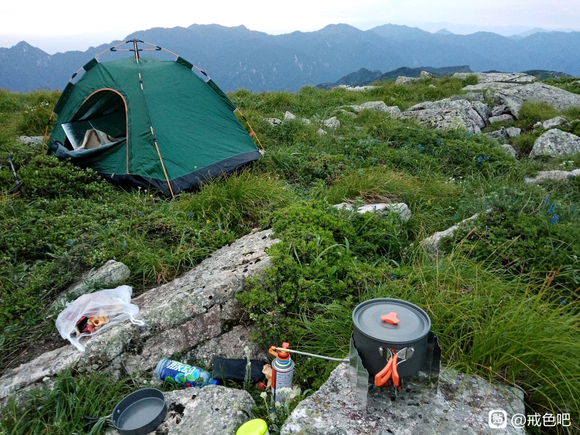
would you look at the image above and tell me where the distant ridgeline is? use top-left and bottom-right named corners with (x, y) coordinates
top-left (0, 23), bottom-right (578, 93)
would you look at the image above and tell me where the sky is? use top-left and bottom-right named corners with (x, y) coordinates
top-left (1, 0), bottom-right (579, 54)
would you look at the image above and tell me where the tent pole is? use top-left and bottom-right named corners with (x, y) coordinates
top-left (133, 40), bottom-right (140, 63)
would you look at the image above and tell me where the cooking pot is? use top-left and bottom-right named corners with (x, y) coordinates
top-left (352, 298), bottom-right (431, 382)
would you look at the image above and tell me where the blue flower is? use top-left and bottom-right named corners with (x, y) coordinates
top-left (551, 214), bottom-right (559, 224)
top-left (477, 156), bottom-right (483, 162)
top-left (543, 198), bottom-right (550, 205)
top-left (67, 239), bottom-right (74, 246)
top-left (188, 212), bottom-right (193, 216)
top-left (454, 213), bottom-right (460, 219)
top-left (390, 275), bottom-right (397, 280)
top-left (359, 169), bottom-right (363, 175)
top-left (122, 240), bottom-right (127, 247)
top-left (547, 204), bottom-right (555, 214)
top-left (484, 156), bottom-right (489, 160)
top-left (322, 151), bottom-right (326, 155)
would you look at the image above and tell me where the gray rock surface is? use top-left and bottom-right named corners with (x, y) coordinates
top-left (53, 260), bottom-right (130, 307)
top-left (471, 101), bottom-right (491, 126)
top-left (422, 213), bottom-right (481, 255)
top-left (463, 83), bottom-right (580, 119)
top-left (103, 386), bottom-right (256, 435)
top-left (401, 99), bottom-right (482, 134)
top-left (323, 116), bottom-right (340, 129)
top-left (453, 72), bottom-right (536, 84)
top-left (524, 169), bottom-right (580, 184)
top-left (336, 85), bottom-right (379, 91)
top-left (156, 386), bottom-right (256, 435)
top-left (349, 101), bottom-right (402, 118)
top-left (529, 129), bottom-right (580, 159)
top-left (333, 202), bottom-right (412, 221)
top-left (506, 127), bottom-right (521, 138)
top-left (282, 363), bottom-right (525, 435)
top-left (264, 118), bottom-right (283, 126)
top-left (500, 144), bottom-right (518, 158)
top-left (395, 76), bottom-right (419, 85)
top-left (0, 229), bottom-right (278, 404)
top-left (487, 127), bottom-right (509, 142)
top-left (0, 345), bottom-right (81, 403)
top-left (17, 136), bottom-right (44, 147)
top-left (542, 116), bottom-right (571, 130)
top-left (489, 114), bottom-right (514, 124)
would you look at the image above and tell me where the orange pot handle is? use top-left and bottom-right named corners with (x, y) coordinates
top-left (374, 356), bottom-right (393, 386)
top-left (374, 353), bottom-right (399, 387)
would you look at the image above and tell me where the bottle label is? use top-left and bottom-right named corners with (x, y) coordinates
top-left (157, 359), bottom-right (208, 387)
top-left (273, 366), bottom-right (294, 402)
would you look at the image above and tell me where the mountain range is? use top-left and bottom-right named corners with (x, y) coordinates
top-left (1, 23), bottom-right (579, 93)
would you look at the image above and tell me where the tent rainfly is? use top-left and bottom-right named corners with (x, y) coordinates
top-left (44, 40), bottom-right (263, 197)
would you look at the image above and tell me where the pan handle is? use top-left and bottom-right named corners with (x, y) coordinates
top-left (374, 354), bottom-right (398, 387)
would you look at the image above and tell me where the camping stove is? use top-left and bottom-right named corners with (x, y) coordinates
top-left (349, 331), bottom-right (441, 406)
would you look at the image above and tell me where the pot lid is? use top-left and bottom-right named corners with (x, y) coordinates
top-left (352, 298), bottom-right (431, 344)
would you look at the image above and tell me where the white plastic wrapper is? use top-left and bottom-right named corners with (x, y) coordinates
top-left (55, 285), bottom-right (145, 352)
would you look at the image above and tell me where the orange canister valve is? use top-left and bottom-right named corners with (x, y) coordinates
top-left (269, 342), bottom-right (291, 360)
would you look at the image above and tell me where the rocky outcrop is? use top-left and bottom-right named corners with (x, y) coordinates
top-left (401, 98), bottom-right (483, 134)
top-left (463, 82), bottom-right (580, 118)
top-left (282, 363), bottom-right (525, 435)
top-left (529, 129), bottom-right (580, 159)
top-left (0, 229), bottom-right (278, 404)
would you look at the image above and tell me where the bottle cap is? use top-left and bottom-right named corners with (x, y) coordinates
top-left (236, 418), bottom-right (269, 435)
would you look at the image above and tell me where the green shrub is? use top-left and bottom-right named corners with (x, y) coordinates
top-left (440, 189), bottom-right (580, 294)
top-left (238, 200), bottom-right (407, 386)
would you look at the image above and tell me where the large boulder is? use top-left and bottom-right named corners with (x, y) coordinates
top-left (529, 129), bottom-right (580, 159)
top-left (401, 98), bottom-right (483, 134)
top-left (282, 363), bottom-right (525, 435)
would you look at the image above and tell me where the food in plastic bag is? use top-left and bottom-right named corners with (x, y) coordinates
top-left (55, 285), bottom-right (145, 352)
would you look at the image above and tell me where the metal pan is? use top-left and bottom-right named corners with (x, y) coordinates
top-left (111, 388), bottom-right (167, 435)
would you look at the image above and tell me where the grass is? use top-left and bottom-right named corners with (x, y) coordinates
top-left (0, 370), bottom-right (138, 434)
top-left (1, 76), bottom-right (580, 433)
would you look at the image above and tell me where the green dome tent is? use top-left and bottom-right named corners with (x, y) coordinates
top-left (45, 40), bottom-right (263, 197)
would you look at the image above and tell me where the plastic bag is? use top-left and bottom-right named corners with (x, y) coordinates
top-left (55, 285), bottom-right (145, 352)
